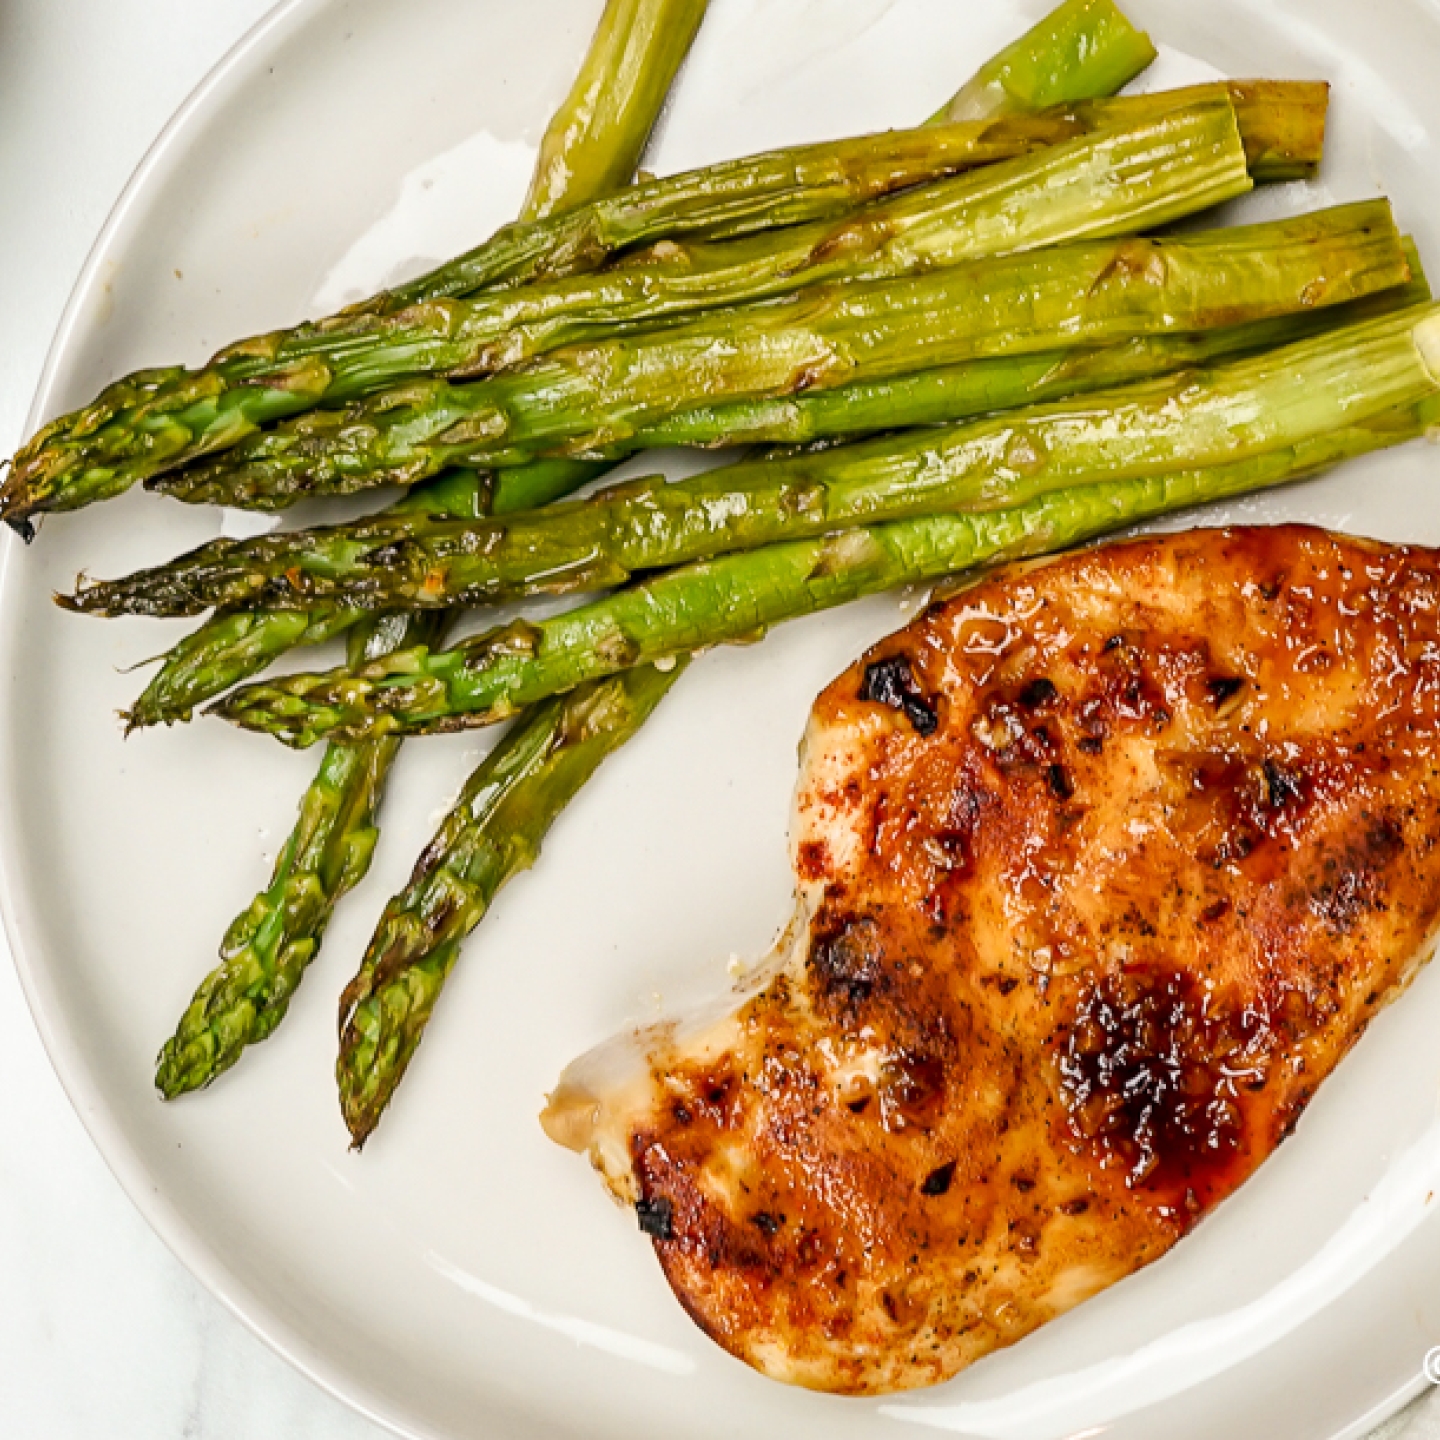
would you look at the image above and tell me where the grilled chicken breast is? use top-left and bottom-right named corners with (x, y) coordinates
top-left (542, 524), bottom-right (1440, 1395)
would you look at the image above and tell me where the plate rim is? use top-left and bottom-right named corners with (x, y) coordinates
top-left (0, 3), bottom-right (1431, 1437)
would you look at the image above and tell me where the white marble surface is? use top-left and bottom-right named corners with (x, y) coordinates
top-left (0, 4), bottom-right (382, 1435)
top-left (4, 4), bottom-right (1440, 1439)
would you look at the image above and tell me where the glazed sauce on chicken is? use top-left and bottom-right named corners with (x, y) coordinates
top-left (545, 526), bottom-right (1440, 1394)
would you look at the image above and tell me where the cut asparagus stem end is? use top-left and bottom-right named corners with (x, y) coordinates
top-left (931, 0), bottom-right (1156, 124)
top-left (1412, 312), bottom-right (1440, 382)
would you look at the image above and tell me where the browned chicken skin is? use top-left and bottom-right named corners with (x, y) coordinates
top-left (543, 525), bottom-right (1440, 1395)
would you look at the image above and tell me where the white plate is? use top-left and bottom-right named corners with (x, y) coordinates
top-left (5, 1), bottom-right (1440, 1437)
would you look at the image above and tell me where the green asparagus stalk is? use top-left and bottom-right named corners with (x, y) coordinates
top-left (261, 3), bottom-right (697, 1125)
top-left (141, 197), bottom-right (1401, 514)
top-left (75, 257), bottom-right (1428, 621)
top-left (211, 306), bottom-right (1440, 747)
top-left (194, 86), bottom-right (1305, 419)
top-left (26, 82), bottom-right (1327, 534)
top-left (526, 0), bottom-right (709, 219)
top-left (181, 99), bottom-right (1252, 448)
top-left (127, 608), bottom-right (359, 732)
top-left (334, 661), bottom-right (684, 1146)
top-left (930, 0), bottom-right (1154, 123)
top-left (262, 2), bottom-right (691, 1117)
top-left (153, 610), bottom-right (448, 1096)
top-left (6, 99), bottom-right (1251, 526)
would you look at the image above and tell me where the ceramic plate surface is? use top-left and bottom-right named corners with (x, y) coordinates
top-left (6, 2), bottom-right (1440, 1437)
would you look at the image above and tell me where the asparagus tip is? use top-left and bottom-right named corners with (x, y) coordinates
top-left (344, 1104), bottom-right (377, 1151)
top-left (154, 1045), bottom-right (203, 1101)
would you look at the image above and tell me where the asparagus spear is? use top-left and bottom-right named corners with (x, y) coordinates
top-left (180, 87), bottom-right (1306, 414)
top-left (153, 611), bottom-right (448, 1096)
top-left (526, 0), bottom-right (709, 219)
top-left (291, 0), bottom-right (712, 1117)
top-left (75, 252), bottom-right (1426, 620)
top-left (333, 662), bottom-right (684, 1146)
top-left (6, 99), bottom-right (1251, 526)
top-left (931, 0), bottom-right (1154, 123)
top-left (139, 197), bottom-right (1401, 515)
top-left (128, 608), bottom-right (359, 732)
top-left (211, 306), bottom-right (1440, 746)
